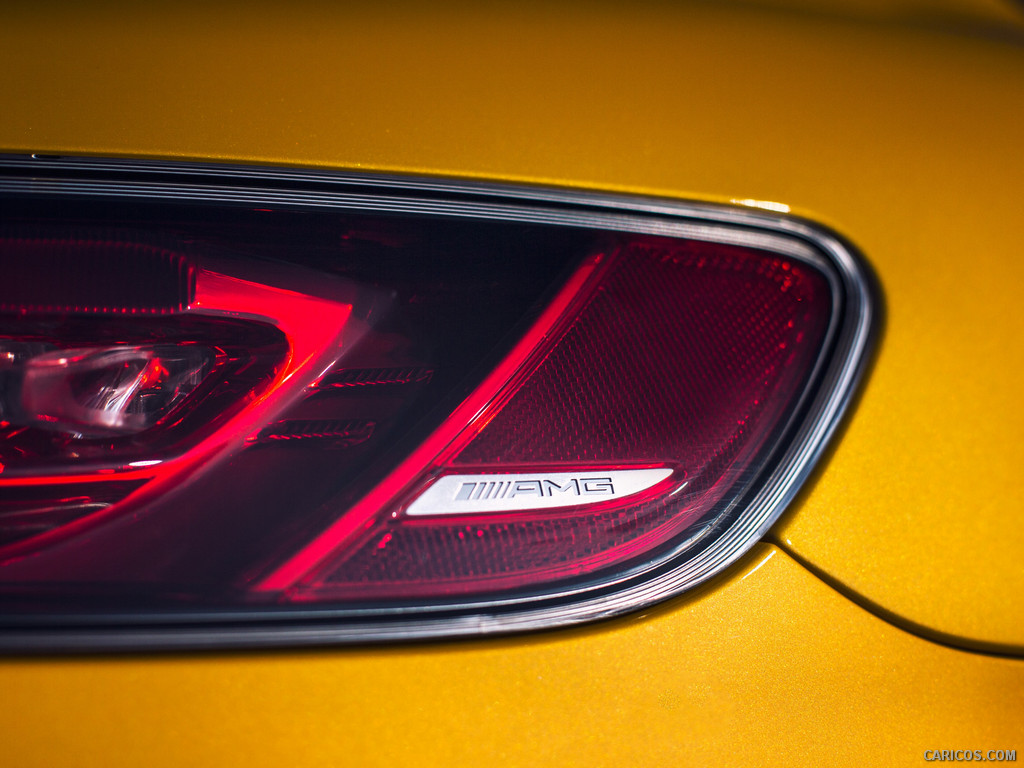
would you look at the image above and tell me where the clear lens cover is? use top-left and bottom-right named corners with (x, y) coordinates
top-left (0, 157), bottom-right (875, 650)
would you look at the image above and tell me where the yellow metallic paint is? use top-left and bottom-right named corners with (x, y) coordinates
top-left (1, 0), bottom-right (1023, 762)
top-left (4, 545), bottom-right (1023, 767)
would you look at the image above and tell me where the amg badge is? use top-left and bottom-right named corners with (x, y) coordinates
top-left (404, 468), bottom-right (674, 516)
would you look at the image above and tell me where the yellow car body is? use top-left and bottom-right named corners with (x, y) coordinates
top-left (1, 0), bottom-right (1023, 765)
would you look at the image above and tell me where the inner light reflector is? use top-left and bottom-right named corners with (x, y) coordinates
top-left (19, 344), bottom-right (213, 436)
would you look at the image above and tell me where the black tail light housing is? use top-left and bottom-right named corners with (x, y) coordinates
top-left (0, 156), bottom-right (875, 651)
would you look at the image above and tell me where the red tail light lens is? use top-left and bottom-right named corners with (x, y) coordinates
top-left (0, 157), bottom-right (875, 650)
top-left (271, 238), bottom-right (832, 600)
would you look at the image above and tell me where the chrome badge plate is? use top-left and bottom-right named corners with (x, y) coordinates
top-left (405, 468), bottom-right (674, 516)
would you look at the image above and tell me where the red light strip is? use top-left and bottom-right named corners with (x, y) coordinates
top-left (256, 251), bottom-right (609, 592)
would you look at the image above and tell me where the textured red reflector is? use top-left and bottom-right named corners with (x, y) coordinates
top-left (1, 234), bottom-right (195, 314)
top-left (271, 237), bottom-right (831, 599)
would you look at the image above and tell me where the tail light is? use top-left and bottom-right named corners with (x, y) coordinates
top-left (0, 156), bottom-right (875, 650)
